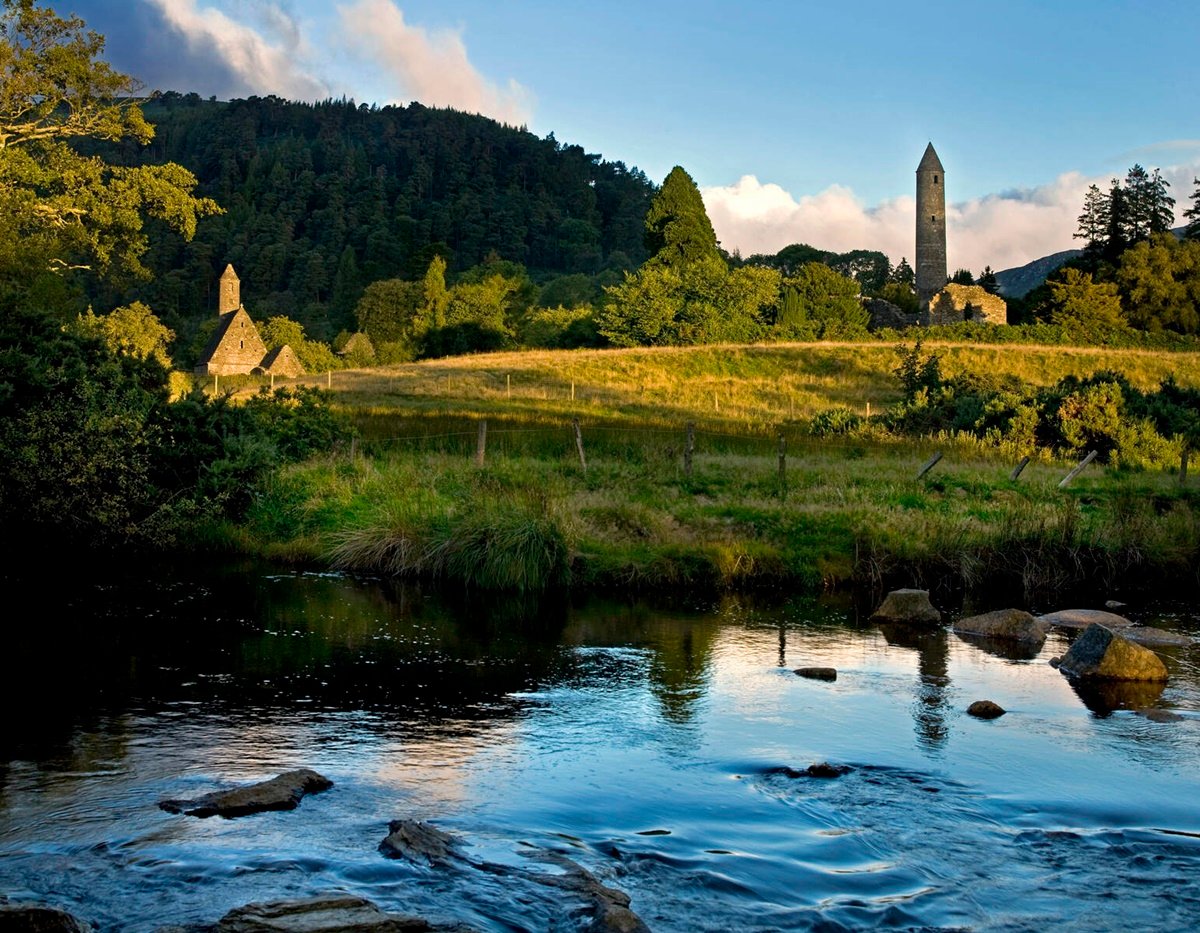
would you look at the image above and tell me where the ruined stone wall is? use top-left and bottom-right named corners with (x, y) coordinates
top-left (927, 284), bottom-right (1007, 325)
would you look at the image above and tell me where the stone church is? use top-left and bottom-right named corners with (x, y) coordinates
top-left (194, 265), bottom-right (306, 377)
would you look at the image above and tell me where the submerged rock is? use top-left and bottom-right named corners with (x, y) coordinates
top-left (1058, 624), bottom-right (1168, 682)
top-left (793, 667), bottom-right (837, 681)
top-left (0, 905), bottom-right (92, 933)
top-left (870, 589), bottom-right (940, 625)
top-left (770, 763), bottom-right (852, 779)
top-left (379, 819), bottom-right (461, 863)
top-left (525, 852), bottom-right (651, 933)
top-left (1036, 609), bottom-right (1134, 631)
top-left (966, 700), bottom-right (1006, 719)
top-left (1136, 708), bottom-right (1185, 723)
top-left (953, 609), bottom-right (1046, 645)
top-left (1120, 626), bottom-right (1196, 648)
top-left (158, 769), bottom-right (333, 818)
top-left (213, 896), bottom-right (436, 932)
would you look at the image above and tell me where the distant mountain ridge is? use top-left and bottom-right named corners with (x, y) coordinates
top-left (994, 249), bottom-right (1082, 298)
top-left (994, 226), bottom-right (1189, 299)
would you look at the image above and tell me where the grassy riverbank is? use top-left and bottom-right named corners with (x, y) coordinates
top-left (218, 340), bottom-right (1200, 600)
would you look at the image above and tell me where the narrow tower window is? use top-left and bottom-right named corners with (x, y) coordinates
top-left (933, 175), bottom-right (938, 184)
top-left (931, 215), bottom-right (936, 223)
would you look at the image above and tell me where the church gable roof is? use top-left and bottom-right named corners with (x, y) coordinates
top-left (195, 308), bottom-right (269, 375)
top-left (917, 142), bottom-right (944, 174)
top-left (259, 344), bottom-right (306, 377)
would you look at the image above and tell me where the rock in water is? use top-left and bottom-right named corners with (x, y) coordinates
top-left (0, 905), bottom-right (92, 933)
top-left (1036, 609), bottom-right (1133, 631)
top-left (1119, 626), bottom-right (1196, 648)
top-left (214, 896), bottom-right (435, 932)
top-left (870, 589), bottom-right (940, 625)
top-left (1058, 624), bottom-right (1169, 682)
top-left (953, 609), bottom-right (1046, 644)
top-left (793, 667), bottom-right (837, 681)
top-left (158, 769), bottom-right (333, 818)
top-left (966, 700), bottom-right (1006, 719)
top-left (379, 819), bottom-right (461, 862)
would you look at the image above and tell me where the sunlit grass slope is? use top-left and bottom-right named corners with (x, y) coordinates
top-left (227, 340), bottom-right (1200, 598)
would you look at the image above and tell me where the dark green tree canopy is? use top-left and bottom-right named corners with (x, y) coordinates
top-left (643, 165), bottom-right (720, 267)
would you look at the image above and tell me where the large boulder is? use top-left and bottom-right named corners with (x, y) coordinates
top-left (1036, 609), bottom-right (1133, 630)
top-left (870, 589), bottom-right (941, 625)
top-left (214, 896), bottom-right (435, 932)
top-left (1058, 624), bottom-right (1168, 682)
top-left (953, 609), bottom-right (1046, 644)
top-left (0, 905), bottom-right (91, 933)
top-left (159, 768), bottom-right (332, 818)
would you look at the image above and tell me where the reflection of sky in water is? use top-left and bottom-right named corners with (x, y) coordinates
top-left (1, 570), bottom-right (1199, 931)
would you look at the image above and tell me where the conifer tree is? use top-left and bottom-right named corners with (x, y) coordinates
top-left (1184, 178), bottom-right (1200, 241)
top-left (1074, 184), bottom-right (1109, 255)
top-left (978, 266), bottom-right (999, 294)
top-left (643, 166), bottom-right (720, 267)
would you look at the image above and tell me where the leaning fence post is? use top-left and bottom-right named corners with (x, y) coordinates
top-left (916, 451), bottom-right (943, 479)
top-left (777, 433), bottom-right (787, 494)
top-left (1058, 450), bottom-right (1098, 489)
top-left (475, 419), bottom-right (487, 466)
top-left (684, 422), bottom-right (695, 479)
top-left (1009, 455), bottom-right (1031, 481)
top-left (573, 418), bottom-right (587, 474)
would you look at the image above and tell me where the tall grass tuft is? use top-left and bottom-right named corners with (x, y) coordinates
top-left (329, 497), bottom-right (571, 592)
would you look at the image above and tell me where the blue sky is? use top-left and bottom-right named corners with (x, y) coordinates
top-left (72, 0), bottom-right (1200, 272)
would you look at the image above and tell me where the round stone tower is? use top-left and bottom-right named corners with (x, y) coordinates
top-left (915, 143), bottom-right (947, 312)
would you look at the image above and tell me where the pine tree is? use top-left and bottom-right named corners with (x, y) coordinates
top-left (1124, 165), bottom-right (1153, 242)
top-left (1148, 168), bottom-right (1176, 235)
top-left (1184, 178), bottom-right (1200, 241)
top-left (1103, 180), bottom-right (1129, 260)
top-left (978, 266), bottom-right (999, 294)
top-left (643, 166), bottom-right (721, 267)
top-left (889, 257), bottom-right (915, 286)
top-left (1074, 184), bottom-right (1109, 254)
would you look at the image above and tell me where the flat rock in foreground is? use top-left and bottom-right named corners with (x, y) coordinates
top-left (213, 896), bottom-right (440, 932)
top-left (159, 769), bottom-right (333, 818)
top-left (1058, 624), bottom-right (1168, 682)
top-left (1036, 609), bottom-right (1134, 631)
top-left (953, 609), bottom-right (1046, 644)
top-left (0, 905), bottom-right (92, 933)
top-left (870, 589), bottom-right (940, 625)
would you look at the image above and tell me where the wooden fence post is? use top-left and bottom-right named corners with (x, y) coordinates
top-left (777, 433), bottom-right (787, 494)
top-left (327, 370), bottom-right (332, 389)
top-left (573, 418), bottom-right (587, 474)
top-left (571, 380), bottom-right (576, 401)
top-left (1058, 450), bottom-right (1097, 489)
top-left (916, 450), bottom-right (943, 479)
top-left (684, 422), bottom-right (695, 479)
top-left (475, 419), bottom-right (487, 466)
top-left (1009, 455), bottom-right (1031, 481)
top-left (506, 373), bottom-right (511, 398)
top-left (213, 374), bottom-right (218, 394)
top-left (1180, 445), bottom-right (1190, 486)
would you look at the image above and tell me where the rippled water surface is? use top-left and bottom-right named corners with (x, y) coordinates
top-left (2, 565), bottom-right (1199, 931)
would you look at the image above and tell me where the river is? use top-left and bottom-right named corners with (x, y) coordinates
top-left (1, 564), bottom-right (1198, 931)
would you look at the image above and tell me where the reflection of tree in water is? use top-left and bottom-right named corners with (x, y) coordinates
top-left (648, 619), bottom-right (718, 726)
top-left (880, 623), bottom-right (950, 752)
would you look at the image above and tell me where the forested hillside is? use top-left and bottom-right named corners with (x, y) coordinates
top-left (91, 93), bottom-right (654, 340)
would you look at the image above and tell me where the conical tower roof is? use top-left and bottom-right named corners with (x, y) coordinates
top-left (917, 142), bottom-right (944, 173)
top-left (221, 263), bottom-right (239, 280)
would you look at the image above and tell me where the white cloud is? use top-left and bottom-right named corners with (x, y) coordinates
top-left (336, 0), bottom-right (532, 125)
top-left (703, 160), bottom-right (1200, 274)
top-left (147, 0), bottom-right (331, 100)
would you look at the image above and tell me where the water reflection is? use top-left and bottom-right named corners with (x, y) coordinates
top-left (878, 623), bottom-right (950, 752)
top-left (2, 566), bottom-right (1199, 932)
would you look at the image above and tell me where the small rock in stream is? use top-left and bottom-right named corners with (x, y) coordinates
top-left (158, 769), bottom-right (332, 818)
top-left (793, 667), bottom-right (837, 681)
top-left (770, 763), bottom-right (852, 779)
top-left (1135, 708), bottom-right (1184, 723)
top-left (966, 700), bottom-right (1006, 719)
top-left (379, 819), bottom-right (461, 863)
top-left (870, 589), bottom-right (941, 625)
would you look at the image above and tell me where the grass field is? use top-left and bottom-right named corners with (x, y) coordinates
top-left (220, 340), bottom-right (1200, 600)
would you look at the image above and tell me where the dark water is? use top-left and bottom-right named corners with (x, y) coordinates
top-left (2, 566), bottom-right (1199, 931)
